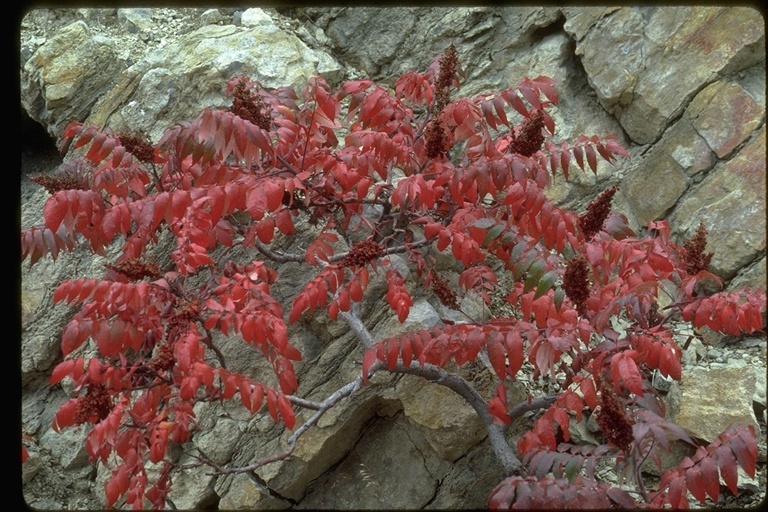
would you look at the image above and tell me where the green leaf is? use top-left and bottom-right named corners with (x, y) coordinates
top-left (553, 286), bottom-right (566, 311)
top-left (534, 270), bottom-right (558, 299)
top-left (509, 240), bottom-right (527, 263)
top-left (473, 218), bottom-right (496, 229)
top-left (514, 253), bottom-right (537, 281)
top-left (523, 259), bottom-right (547, 293)
top-left (483, 224), bottom-right (505, 245)
top-left (563, 455), bottom-right (583, 482)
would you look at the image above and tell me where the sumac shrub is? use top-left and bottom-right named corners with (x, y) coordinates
top-left (22, 45), bottom-right (765, 509)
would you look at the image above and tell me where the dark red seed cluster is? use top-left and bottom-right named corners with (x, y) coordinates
top-left (165, 302), bottom-right (199, 342)
top-left (595, 384), bottom-right (634, 452)
top-left (118, 131), bottom-right (155, 164)
top-left (579, 185), bottom-right (618, 240)
top-left (425, 117), bottom-right (447, 159)
top-left (30, 174), bottom-right (86, 194)
top-left (231, 77), bottom-right (272, 131)
top-left (341, 240), bottom-right (384, 268)
top-left (508, 110), bottom-right (546, 157)
top-left (74, 384), bottom-right (113, 424)
top-left (431, 273), bottom-right (459, 310)
top-left (680, 223), bottom-right (713, 276)
top-left (30, 158), bottom-right (90, 194)
top-left (425, 44), bottom-right (461, 160)
top-left (148, 343), bottom-right (175, 373)
top-left (105, 258), bottom-right (161, 281)
top-left (435, 43), bottom-right (459, 111)
top-left (563, 255), bottom-right (590, 316)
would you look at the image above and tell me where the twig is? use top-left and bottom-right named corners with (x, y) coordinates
top-left (254, 241), bottom-right (305, 263)
top-left (339, 305), bottom-right (523, 477)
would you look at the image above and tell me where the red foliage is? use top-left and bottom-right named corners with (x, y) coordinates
top-left (22, 45), bottom-right (765, 510)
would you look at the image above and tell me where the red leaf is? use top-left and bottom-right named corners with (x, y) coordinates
top-left (729, 425), bottom-right (757, 477)
top-left (585, 144), bottom-right (598, 173)
top-left (580, 377), bottom-right (599, 410)
top-left (685, 465), bottom-right (707, 503)
top-left (659, 345), bottom-right (682, 381)
top-left (716, 445), bottom-right (739, 495)
top-left (149, 424), bottom-right (171, 463)
top-left (266, 389), bottom-right (279, 423)
top-left (362, 348), bottom-right (378, 384)
top-left (666, 474), bottom-right (688, 508)
top-left (553, 407), bottom-right (571, 441)
top-left (52, 399), bottom-right (79, 432)
top-left (385, 339), bottom-right (399, 370)
top-left (489, 396), bottom-right (511, 425)
top-left (486, 336), bottom-right (507, 380)
top-left (699, 455), bottom-right (721, 503)
top-left (274, 209), bottom-right (295, 235)
top-left (61, 319), bottom-right (90, 356)
top-left (277, 394), bottom-right (295, 429)
top-left (256, 218), bottom-right (275, 244)
top-left (250, 384), bottom-right (264, 413)
top-left (611, 352), bottom-right (643, 395)
top-left (399, 336), bottom-right (413, 368)
top-left (505, 331), bottom-right (524, 378)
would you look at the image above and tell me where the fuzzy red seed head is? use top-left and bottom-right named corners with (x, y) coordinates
top-left (595, 384), bottom-right (634, 452)
top-left (425, 116), bottom-right (447, 159)
top-left (30, 158), bottom-right (91, 193)
top-left (431, 272), bottom-right (459, 310)
top-left (148, 343), bottom-right (176, 373)
top-left (230, 77), bottom-right (272, 130)
top-left (579, 185), bottom-right (618, 240)
top-left (341, 240), bottom-right (384, 269)
top-left (563, 255), bottom-right (590, 316)
top-left (118, 131), bottom-right (155, 164)
top-left (680, 223), bottom-right (713, 276)
top-left (106, 258), bottom-right (161, 281)
top-left (508, 110), bottom-right (546, 157)
top-left (73, 384), bottom-right (113, 424)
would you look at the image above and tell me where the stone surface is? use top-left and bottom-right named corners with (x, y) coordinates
top-left (217, 473), bottom-right (290, 510)
top-left (669, 362), bottom-right (760, 443)
top-left (298, 414), bottom-right (446, 509)
top-left (575, 6), bottom-right (765, 145)
top-left (622, 146), bottom-right (690, 226)
top-left (396, 375), bottom-right (487, 461)
top-left (669, 126), bottom-right (766, 280)
top-left (19, 6), bottom-right (767, 510)
top-left (21, 20), bottom-right (121, 137)
top-left (690, 81), bottom-right (763, 159)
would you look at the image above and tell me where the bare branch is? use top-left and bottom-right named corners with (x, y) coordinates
top-left (389, 361), bottom-right (523, 477)
top-left (506, 394), bottom-right (558, 425)
top-left (338, 304), bottom-right (523, 477)
top-left (339, 302), bottom-right (374, 349)
top-left (254, 240), bottom-right (305, 263)
top-left (203, 366), bottom-right (382, 476)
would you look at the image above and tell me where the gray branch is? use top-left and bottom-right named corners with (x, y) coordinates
top-left (339, 305), bottom-right (524, 477)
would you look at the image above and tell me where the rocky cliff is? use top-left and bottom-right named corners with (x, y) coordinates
top-left (21, 7), bottom-right (765, 509)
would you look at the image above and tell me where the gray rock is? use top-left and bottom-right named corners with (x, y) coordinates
top-left (396, 375), bottom-right (487, 461)
top-left (297, 413), bottom-right (445, 509)
top-left (668, 362), bottom-right (760, 443)
top-left (669, 125), bottom-right (766, 280)
top-left (88, 18), bottom-right (343, 141)
top-left (21, 20), bottom-right (121, 138)
top-left (217, 473), bottom-right (290, 509)
top-left (576, 6), bottom-right (764, 145)
top-left (19, 6), bottom-right (767, 510)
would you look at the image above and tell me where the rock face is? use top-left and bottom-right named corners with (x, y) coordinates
top-left (21, 20), bottom-right (121, 139)
top-left (669, 361), bottom-right (760, 443)
top-left (20, 6), bottom-right (766, 510)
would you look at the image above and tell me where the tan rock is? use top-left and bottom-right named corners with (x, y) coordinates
top-left (668, 362), bottom-right (760, 443)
